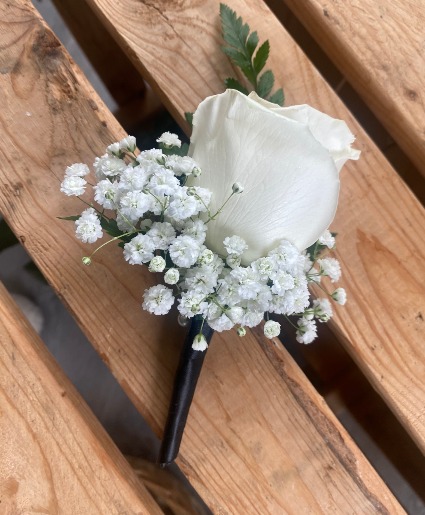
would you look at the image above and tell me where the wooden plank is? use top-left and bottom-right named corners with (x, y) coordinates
top-left (277, 0), bottom-right (425, 181)
top-left (0, 282), bottom-right (161, 514)
top-left (0, 1), bottom-right (407, 513)
top-left (49, 0), bottom-right (146, 106)
top-left (82, 0), bottom-right (425, 454)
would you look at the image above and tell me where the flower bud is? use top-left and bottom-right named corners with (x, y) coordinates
top-left (331, 287), bottom-right (347, 305)
top-left (198, 248), bottom-right (214, 265)
top-left (192, 333), bottom-right (208, 351)
top-left (232, 182), bottom-right (244, 193)
top-left (178, 314), bottom-right (189, 327)
top-left (264, 320), bottom-right (281, 339)
top-left (192, 166), bottom-right (202, 177)
top-left (149, 256), bottom-right (166, 273)
top-left (164, 268), bottom-right (180, 285)
top-left (82, 256), bottom-right (92, 266)
top-left (237, 326), bottom-right (246, 337)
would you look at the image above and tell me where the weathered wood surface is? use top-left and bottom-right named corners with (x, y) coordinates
top-left (0, 282), bottom-right (161, 514)
top-left (83, 0), bottom-right (425, 454)
top-left (279, 0), bottom-right (425, 180)
top-left (0, 1), bottom-right (404, 513)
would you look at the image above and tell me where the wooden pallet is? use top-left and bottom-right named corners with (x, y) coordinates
top-left (0, 0), bottom-right (423, 512)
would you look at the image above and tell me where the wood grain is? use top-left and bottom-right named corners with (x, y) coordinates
top-left (0, 282), bottom-right (161, 514)
top-left (82, 0), bottom-right (425, 454)
top-left (278, 0), bottom-right (425, 180)
top-left (0, 1), bottom-right (404, 513)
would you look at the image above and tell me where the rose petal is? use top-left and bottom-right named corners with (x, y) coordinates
top-left (189, 90), bottom-right (340, 263)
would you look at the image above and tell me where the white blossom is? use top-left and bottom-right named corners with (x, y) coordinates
top-left (166, 188), bottom-right (199, 220)
top-left (226, 254), bottom-right (241, 269)
top-left (94, 180), bottom-right (120, 209)
top-left (123, 234), bottom-right (155, 264)
top-left (318, 230), bottom-right (335, 249)
top-left (318, 257), bottom-right (341, 282)
top-left (147, 222), bottom-right (176, 250)
top-left (60, 176), bottom-right (86, 196)
top-left (296, 317), bottom-right (318, 344)
top-left (332, 287), bottom-right (347, 305)
top-left (164, 268), bottom-right (180, 285)
top-left (119, 190), bottom-right (152, 220)
top-left (271, 271), bottom-right (295, 295)
top-left (166, 155), bottom-right (200, 176)
top-left (93, 154), bottom-right (126, 179)
top-left (178, 290), bottom-right (208, 318)
top-left (223, 235), bottom-right (248, 256)
top-left (312, 298), bottom-right (333, 322)
top-left (192, 333), bottom-right (208, 351)
top-left (169, 235), bottom-right (201, 267)
top-left (143, 285), bottom-right (174, 315)
top-left (65, 163), bottom-right (89, 177)
top-left (188, 187), bottom-right (211, 212)
top-left (197, 248), bottom-right (214, 265)
top-left (149, 256), bottom-right (166, 272)
top-left (182, 219), bottom-right (207, 243)
top-left (136, 148), bottom-right (164, 164)
top-left (157, 132), bottom-right (181, 148)
top-left (106, 142), bottom-right (120, 155)
top-left (119, 135), bottom-right (136, 151)
top-left (119, 166), bottom-right (149, 192)
top-left (149, 168), bottom-right (180, 196)
top-left (264, 320), bottom-right (281, 339)
top-left (75, 208), bottom-right (103, 243)
top-left (208, 313), bottom-right (234, 331)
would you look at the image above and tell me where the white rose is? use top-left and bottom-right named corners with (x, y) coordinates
top-left (189, 89), bottom-right (359, 263)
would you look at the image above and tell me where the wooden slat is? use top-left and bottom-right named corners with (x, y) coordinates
top-left (0, 1), bottom-right (404, 513)
top-left (82, 0), bottom-right (425, 454)
top-left (0, 282), bottom-right (161, 514)
top-left (278, 0), bottom-right (425, 180)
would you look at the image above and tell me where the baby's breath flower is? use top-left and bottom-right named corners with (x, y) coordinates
top-left (164, 268), bottom-right (180, 285)
top-left (178, 290), bottom-right (207, 318)
top-left (318, 229), bottom-right (335, 249)
top-left (296, 317), bottom-right (317, 344)
top-left (94, 180), bottom-right (120, 209)
top-left (149, 256), bottom-right (166, 273)
top-left (136, 148), bottom-right (164, 164)
top-left (123, 234), bottom-right (155, 265)
top-left (166, 155), bottom-right (199, 176)
top-left (192, 333), bottom-right (208, 351)
top-left (120, 190), bottom-right (152, 221)
top-left (312, 298), bottom-right (333, 322)
top-left (332, 287), bottom-right (347, 305)
top-left (119, 135), bottom-right (136, 151)
top-left (198, 248), bottom-right (214, 265)
top-left (208, 313), bottom-right (234, 331)
top-left (106, 142), bottom-right (120, 155)
top-left (147, 222), bottom-right (176, 250)
top-left (318, 257), bottom-right (341, 282)
top-left (60, 176), bottom-right (87, 196)
top-left (65, 163), bottom-right (89, 177)
top-left (157, 132), bottom-right (181, 148)
top-left (166, 188), bottom-right (199, 220)
top-left (143, 284), bottom-right (174, 315)
top-left (226, 254), bottom-right (241, 269)
top-left (169, 235), bottom-right (201, 267)
top-left (264, 320), bottom-right (281, 339)
top-left (94, 154), bottom-right (126, 179)
top-left (223, 235), bottom-right (248, 256)
top-left (75, 208), bottom-right (103, 243)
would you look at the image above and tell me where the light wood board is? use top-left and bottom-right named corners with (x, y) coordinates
top-left (0, 282), bottom-right (161, 514)
top-left (279, 0), bottom-right (425, 179)
top-left (82, 0), bottom-right (425, 455)
top-left (0, 1), bottom-right (405, 513)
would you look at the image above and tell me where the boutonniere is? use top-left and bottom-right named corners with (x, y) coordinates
top-left (60, 4), bottom-right (359, 466)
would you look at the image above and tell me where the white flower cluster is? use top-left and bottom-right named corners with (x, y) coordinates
top-left (61, 134), bottom-right (347, 349)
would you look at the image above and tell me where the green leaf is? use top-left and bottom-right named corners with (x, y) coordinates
top-left (224, 77), bottom-right (249, 95)
top-left (57, 215), bottom-right (80, 221)
top-left (253, 40), bottom-right (270, 75)
top-left (185, 111), bottom-right (193, 127)
top-left (246, 31), bottom-right (259, 57)
top-left (257, 70), bottom-right (275, 98)
top-left (99, 217), bottom-right (124, 238)
top-left (268, 87), bottom-right (285, 106)
top-left (222, 47), bottom-right (251, 69)
top-left (220, 4), bottom-right (250, 52)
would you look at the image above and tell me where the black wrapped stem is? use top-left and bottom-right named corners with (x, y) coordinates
top-left (159, 316), bottom-right (214, 466)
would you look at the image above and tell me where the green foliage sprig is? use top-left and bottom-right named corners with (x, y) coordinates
top-left (220, 3), bottom-right (284, 105)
